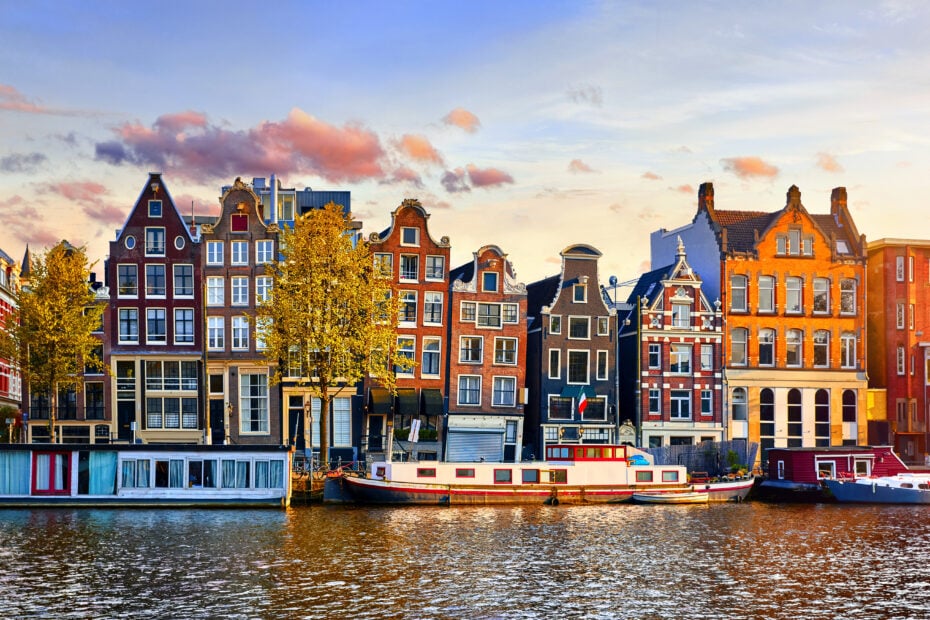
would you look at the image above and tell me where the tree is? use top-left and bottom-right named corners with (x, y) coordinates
top-left (0, 241), bottom-right (106, 443)
top-left (256, 204), bottom-right (411, 468)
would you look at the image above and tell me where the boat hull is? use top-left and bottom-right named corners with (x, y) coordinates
top-left (632, 492), bottom-right (708, 504)
top-left (823, 478), bottom-right (930, 504)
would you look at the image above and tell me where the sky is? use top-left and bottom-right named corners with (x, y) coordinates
top-left (2, 1), bottom-right (930, 292)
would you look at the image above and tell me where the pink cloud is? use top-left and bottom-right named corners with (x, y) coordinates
top-left (568, 159), bottom-right (596, 173)
top-left (443, 108), bottom-right (481, 133)
top-left (816, 152), bottom-right (844, 173)
top-left (642, 171), bottom-right (661, 180)
top-left (0, 84), bottom-right (50, 114)
top-left (0, 195), bottom-right (59, 247)
top-left (396, 134), bottom-right (444, 165)
top-left (466, 164), bottom-right (514, 188)
top-left (174, 193), bottom-right (220, 218)
top-left (720, 156), bottom-right (779, 179)
top-left (39, 181), bottom-right (125, 227)
top-left (42, 181), bottom-right (108, 203)
top-left (154, 111), bottom-right (209, 134)
top-left (441, 168), bottom-right (470, 193)
top-left (672, 184), bottom-right (694, 194)
top-left (386, 166), bottom-right (424, 187)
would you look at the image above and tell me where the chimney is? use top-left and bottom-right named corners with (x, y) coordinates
top-left (831, 187), bottom-right (847, 216)
top-left (786, 185), bottom-right (801, 209)
top-left (698, 182), bottom-right (715, 213)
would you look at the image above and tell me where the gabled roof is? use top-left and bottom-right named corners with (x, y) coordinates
top-left (626, 263), bottom-right (672, 306)
top-left (114, 173), bottom-right (195, 244)
top-left (371, 198), bottom-right (450, 248)
top-left (526, 274), bottom-right (560, 327)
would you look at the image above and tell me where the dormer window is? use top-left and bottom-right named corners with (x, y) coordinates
top-left (573, 283), bottom-right (586, 303)
top-left (401, 227), bottom-right (419, 246)
top-left (148, 200), bottom-right (162, 218)
top-left (483, 272), bottom-right (499, 292)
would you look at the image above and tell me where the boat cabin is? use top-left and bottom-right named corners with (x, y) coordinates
top-left (766, 446), bottom-right (907, 485)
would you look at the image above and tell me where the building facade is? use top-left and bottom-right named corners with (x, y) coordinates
top-left (446, 245), bottom-right (527, 462)
top-left (651, 184), bottom-right (868, 463)
top-left (526, 245), bottom-right (617, 458)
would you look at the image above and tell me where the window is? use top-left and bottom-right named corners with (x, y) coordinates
top-left (119, 308), bottom-right (139, 344)
top-left (226, 277), bottom-right (247, 307)
top-left (597, 350), bottom-right (608, 380)
top-left (573, 283), bottom-right (586, 303)
top-left (843, 389), bottom-right (857, 422)
top-left (786, 329), bottom-right (803, 367)
top-left (175, 236), bottom-right (186, 250)
top-left (423, 292), bottom-right (443, 325)
top-left (897, 256), bottom-right (905, 281)
top-left (670, 345), bottom-right (691, 373)
top-left (760, 388), bottom-right (775, 451)
top-left (802, 236), bottom-right (813, 256)
top-left (207, 241), bottom-right (224, 265)
top-left (759, 328), bottom-right (775, 366)
top-left (648, 389), bottom-right (660, 414)
top-left (425, 255), bottom-right (444, 280)
top-left (240, 373), bottom-right (269, 434)
top-left (788, 229), bottom-right (801, 256)
top-left (548, 396), bottom-right (573, 420)
top-left (230, 241), bottom-right (249, 266)
top-left (145, 227), bottom-right (165, 255)
top-left (567, 350), bottom-right (589, 384)
top-left (232, 316), bottom-right (249, 350)
top-left (118, 264), bottom-right (138, 297)
top-left (460, 336), bottom-right (482, 363)
top-left (503, 304), bottom-right (519, 324)
top-left (548, 349), bottom-right (560, 379)
top-left (396, 337), bottom-right (415, 376)
top-left (255, 240), bottom-right (273, 264)
top-left (549, 315), bottom-right (561, 334)
top-left (422, 337), bottom-right (441, 376)
top-left (208, 316), bottom-right (224, 350)
top-left (910, 256), bottom-right (915, 282)
top-left (840, 279), bottom-right (856, 315)
top-left (401, 227), bottom-right (419, 246)
top-left (897, 303), bottom-right (905, 329)
top-left (460, 301), bottom-right (476, 322)
top-left (701, 390), bottom-right (712, 415)
top-left (597, 317), bottom-right (609, 336)
top-left (898, 346), bottom-right (906, 375)
top-left (85, 382), bottom-right (104, 420)
top-left (815, 389), bottom-right (830, 447)
top-left (568, 316), bottom-right (590, 339)
top-left (787, 389), bottom-right (802, 447)
top-left (477, 303), bottom-right (501, 328)
top-left (730, 275), bottom-right (747, 311)
top-left (145, 264), bottom-right (166, 297)
top-left (670, 390), bottom-right (691, 419)
top-left (146, 309), bottom-right (166, 344)
top-left (174, 309), bottom-right (194, 344)
top-left (648, 343), bottom-right (660, 369)
top-left (399, 291), bottom-right (417, 323)
top-left (911, 304), bottom-right (916, 330)
top-left (700, 344), bottom-right (713, 370)
top-left (333, 398), bottom-right (352, 447)
top-left (495, 338), bottom-right (517, 365)
top-left (255, 276), bottom-right (272, 303)
top-left (374, 253), bottom-right (393, 277)
top-left (482, 272), bottom-right (499, 292)
top-left (399, 254), bottom-right (418, 280)
top-left (492, 377), bottom-right (516, 407)
top-left (813, 278), bottom-right (829, 314)
top-left (145, 360), bottom-right (198, 391)
top-left (173, 264), bottom-right (193, 298)
top-left (671, 303), bottom-right (690, 328)
top-left (785, 277), bottom-right (802, 314)
top-left (758, 275), bottom-right (774, 313)
top-left (148, 199), bottom-right (162, 217)
top-left (207, 277), bottom-right (224, 306)
top-left (814, 330), bottom-right (830, 367)
top-left (458, 376), bottom-right (481, 405)
top-left (841, 332), bottom-right (857, 369)
top-left (278, 194), bottom-right (295, 221)
top-left (494, 469), bottom-right (512, 484)
top-left (731, 387), bottom-right (747, 421)
top-left (731, 328), bottom-right (747, 365)
top-left (33, 452), bottom-right (70, 494)
top-left (777, 236), bottom-right (787, 255)
top-left (124, 235), bottom-right (136, 250)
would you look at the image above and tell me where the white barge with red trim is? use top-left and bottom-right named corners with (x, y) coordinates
top-left (326, 444), bottom-right (753, 505)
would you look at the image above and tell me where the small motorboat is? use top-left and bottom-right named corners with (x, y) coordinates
top-left (631, 491), bottom-right (709, 505)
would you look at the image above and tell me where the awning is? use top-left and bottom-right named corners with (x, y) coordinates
top-left (396, 388), bottom-right (419, 415)
top-left (560, 386), bottom-right (597, 399)
top-left (369, 388), bottom-right (393, 415)
top-left (422, 389), bottom-right (443, 416)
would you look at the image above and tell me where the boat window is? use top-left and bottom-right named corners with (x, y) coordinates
top-left (522, 469), bottom-right (539, 484)
top-left (636, 471), bottom-right (654, 483)
top-left (417, 468), bottom-right (436, 478)
top-left (777, 461), bottom-right (785, 480)
top-left (901, 483), bottom-right (913, 489)
top-left (920, 484), bottom-right (930, 490)
top-left (662, 471), bottom-right (679, 483)
top-left (817, 462), bottom-right (836, 479)
top-left (374, 466), bottom-right (386, 478)
top-left (456, 468), bottom-right (475, 478)
top-left (586, 448), bottom-right (599, 459)
top-left (494, 469), bottom-right (512, 484)
top-left (549, 470), bottom-right (567, 484)
top-left (854, 460), bottom-right (870, 477)
top-left (154, 459), bottom-right (185, 488)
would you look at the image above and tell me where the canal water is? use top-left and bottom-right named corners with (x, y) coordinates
top-left (1, 502), bottom-right (928, 619)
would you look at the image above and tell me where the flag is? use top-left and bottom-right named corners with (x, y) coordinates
top-left (578, 391), bottom-right (588, 414)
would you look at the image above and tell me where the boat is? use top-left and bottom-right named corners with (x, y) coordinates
top-left (755, 446), bottom-right (908, 502)
top-left (632, 491), bottom-right (708, 504)
top-left (324, 443), bottom-right (754, 505)
top-left (823, 473), bottom-right (930, 504)
top-left (0, 443), bottom-right (293, 508)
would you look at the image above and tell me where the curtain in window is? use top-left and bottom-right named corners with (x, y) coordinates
top-left (222, 459), bottom-right (237, 488)
top-left (236, 461), bottom-right (250, 488)
top-left (53, 454), bottom-right (67, 491)
top-left (169, 460), bottom-right (184, 488)
top-left (136, 460), bottom-right (150, 487)
top-left (270, 461), bottom-right (284, 489)
top-left (0, 452), bottom-right (30, 494)
top-left (89, 452), bottom-right (118, 495)
top-left (203, 460), bottom-right (217, 488)
top-left (35, 454), bottom-right (50, 491)
top-left (121, 460), bottom-right (136, 488)
top-left (255, 461), bottom-right (270, 488)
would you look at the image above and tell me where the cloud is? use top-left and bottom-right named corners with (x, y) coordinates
top-left (0, 84), bottom-right (51, 114)
top-left (173, 193), bottom-right (219, 218)
top-left (395, 134), bottom-right (444, 165)
top-left (466, 164), bottom-right (514, 188)
top-left (642, 171), bottom-right (661, 180)
top-left (720, 156), bottom-right (779, 179)
top-left (0, 195), bottom-right (58, 247)
top-left (816, 152), bottom-right (844, 173)
top-left (0, 152), bottom-right (47, 173)
top-left (442, 108), bottom-right (481, 133)
top-left (568, 159), bottom-right (596, 174)
top-left (385, 166), bottom-right (424, 188)
top-left (39, 181), bottom-right (125, 227)
top-left (567, 84), bottom-right (603, 107)
top-left (672, 184), bottom-right (694, 194)
top-left (96, 108), bottom-right (387, 183)
top-left (441, 168), bottom-right (470, 193)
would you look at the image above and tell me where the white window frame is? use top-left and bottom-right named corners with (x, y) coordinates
top-left (255, 240), bottom-right (273, 265)
top-left (670, 390), bottom-right (691, 420)
top-left (400, 227), bottom-right (419, 246)
top-left (255, 276), bottom-right (272, 303)
top-left (173, 308), bottom-right (195, 345)
top-left (145, 308), bottom-right (167, 344)
top-left (145, 227), bottom-right (166, 256)
top-left (231, 316), bottom-right (249, 351)
top-left (492, 376), bottom-right (516, 407)
top-left (670, 344), bottom-right (691, 374)
top-left (566, 349), bottom-right (589, 385)
top-left (596, 350), bottom-right (608, 380)
top-left (813, 277), bottom-right (830, 314)
top-left (145, 264), bottom-right (166, 298)
top-left (549, 315), bottom-right (562, 335)
top-left (730, 275), bottom-right (747, 312)
top-left (239, 372), bottom-right (269, 435)
top-left (396, 337), bottom-right (415, 377)
top-left (118, 308), bottom-right (139, 344)
top-left (207, 277), bottom-right (224, 306)
top-left (896, 256), bottom-right (905, 282)
top-left (117, 264), bottom-right (138, 298)
top-left (567, 316), bottom-right (590, 340)
top-left (648, 343), bottom-right (660, 369)
top-left (425, 255), bottom-right (445, 281)
top-left (399, 254), bottom-right (419, 281)
top-left (700, 344), bottom-right (713, 371)
top-left (785, 277), bottom-right (803, 314)
top-left (758, 275), bottom-right (774, 313)
top-left (548, 349), bottom-right (561, 379)
top-left (459, 336), bottom-right (483, 364)
top-left (423, 292), bottom-right (443, 326)
top-left (206, 241), bottom-right (224, 266)
top-left (457, 375), bottom-right (481, 406)
top-left (173, 264), bottom-right (194, 299)
top-left (207, 316), bottom-right (224, 351)
top-left (231, 276), bottom-right (249, 307)
top-left (421, 337), bottom-right (441, 377)
top-left (494, 337), bottom-right (518, 365)
top-left (230, 241), bottom-right (249, 266)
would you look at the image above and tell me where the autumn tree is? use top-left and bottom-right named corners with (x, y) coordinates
top-left (256, 203), bottom-right (411, 468)
top-left (0, 242), bottom-right (106, 443)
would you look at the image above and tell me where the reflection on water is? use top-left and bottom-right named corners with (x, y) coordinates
top-left (1, 503), bottom-right (929, 619)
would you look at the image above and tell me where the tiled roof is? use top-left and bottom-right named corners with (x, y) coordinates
top-left (626, 263), bottom-right (672, 305)
top-left (526, 274), bottom-right (560, 321)
top-left (714, 210), bottom-right (779, 253)
top-left (449, 260), bottom-right (474, 286)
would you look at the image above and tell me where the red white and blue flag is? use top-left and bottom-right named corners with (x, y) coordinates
top-left (578, 391), bottom-right (588, 414)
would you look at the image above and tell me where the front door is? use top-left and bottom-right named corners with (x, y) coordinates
top-left (209, 399), bottom-right (225, 444)
top-left (117, 402), bottom-right (134, 442)
top-left (289, 401), bottom-right (306, 452)
top-left (368, 415), bottom-right (384, 452)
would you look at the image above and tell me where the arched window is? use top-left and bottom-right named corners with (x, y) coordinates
top-left (840, 332), bottom-right (856, 369)
top-left (787, 388), bottom-right (803, 447)
top-left (731, 387), bottom-right (747, 421)
top-left (815, 389), bottom-right (830, 446)
top-left (813, 330), bottom-right (830, 368)
top-left (786, 329), bottom-right (803, 367)
top-left (731, 275), bottom-right (747, 312)
top-left (758, 275), bottom-right (775, 312)
top-left (759, 328), bottom-right (775, 366)
top-left (760, 388), bottom-right (775, 452)
top-left (842, 389), bottom-right (857, 423)
top-left (731, 328), bottom-right (748, 366)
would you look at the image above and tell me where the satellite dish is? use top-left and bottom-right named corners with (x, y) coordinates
top-left (609, 275), bottom-right (618, 286)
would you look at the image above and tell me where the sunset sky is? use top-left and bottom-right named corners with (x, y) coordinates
top-left (2, 1), bottom-right (929, 289)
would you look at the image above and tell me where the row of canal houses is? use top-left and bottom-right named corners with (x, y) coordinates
top-left (7, 173), bottom-right (928, 466)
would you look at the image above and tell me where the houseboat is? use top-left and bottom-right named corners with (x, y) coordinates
top-left (0, 443), bottom-right (293, 508)
top-left (823, 473), bottom-right (930, 504)
top-left (325, 444), bottom-right (754, 505)
top-left (756, 446), bottom-right (907, 502)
